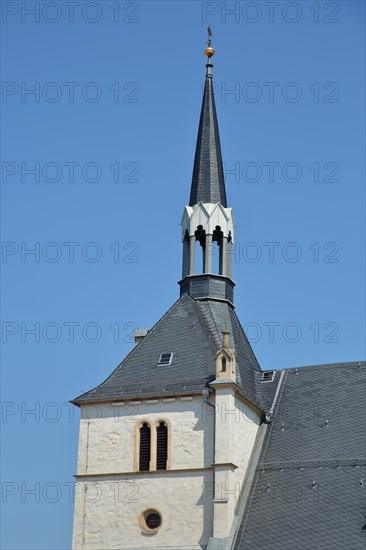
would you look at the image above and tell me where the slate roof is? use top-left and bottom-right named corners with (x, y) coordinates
top-left (189, 64), bottom-right (227, 207)
top-left (234, 361), bottom-right (366, 550)
top-left (72, 294), bottom-right (265, 411)
top-left (72, 57), bottom-right (265, 412)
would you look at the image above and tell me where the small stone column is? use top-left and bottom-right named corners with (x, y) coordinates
top-left (220, 237), bottom-right (227, 276)
top-left (204, 234), bottom-right (213, 273)
top-left (226, 240), bottom-right (233, 279)
top-left (182, 235), bottom-right (189, 278)
top-left (189, 236), bottom-right (195, 275)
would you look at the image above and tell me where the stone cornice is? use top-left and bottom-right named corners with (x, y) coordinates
top-left (74, 466), bottom-right (213, 479)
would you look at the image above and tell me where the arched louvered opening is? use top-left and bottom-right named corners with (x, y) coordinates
top-left (156, 421), bottom-right (168, 470)
top-left (139, 422), bottom-right (151, 471)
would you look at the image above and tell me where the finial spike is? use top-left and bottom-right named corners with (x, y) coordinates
top-left (222, 329), bottom-right (230, 348)
top-left (207, 25), bottom-right (213, 47)
top-left (204, 25), bottom-right (215, 62)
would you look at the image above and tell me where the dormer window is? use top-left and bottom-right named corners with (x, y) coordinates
top-left (261, 371), bottom-right (275, 382)
top-left (158, 353), bottom-right (173, 366)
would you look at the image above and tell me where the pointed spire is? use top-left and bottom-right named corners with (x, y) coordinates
top-left (180, 30), bottom-right (235, 304)
top-left (189, 28), bottom-right (227, 208)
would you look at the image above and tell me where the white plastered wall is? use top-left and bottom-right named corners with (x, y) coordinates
top-left (72, 395), bottom-right (214, 549)
top-left (212, 388), bottom-right (261, 539)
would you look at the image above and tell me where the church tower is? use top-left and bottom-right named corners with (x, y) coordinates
top-left (71, 33), bottom-right (267, 550)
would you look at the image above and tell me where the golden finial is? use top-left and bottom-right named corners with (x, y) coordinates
top-left (204, 25), bottom-right (215, 58)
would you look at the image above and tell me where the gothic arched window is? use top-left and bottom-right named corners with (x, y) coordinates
top-left (139, 422), bottom-right (151, 471)
top-left (156, 421), bottom-right (168, 470)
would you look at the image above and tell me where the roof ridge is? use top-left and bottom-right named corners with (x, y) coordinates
top-left (230, 308), bottom-right (261, 372)
top-left (285, 360), bottom-right (366, 371)
top-left (206, 300), bottom-right (226, 346)
top-left (190, 298), bottom-right (222, 351)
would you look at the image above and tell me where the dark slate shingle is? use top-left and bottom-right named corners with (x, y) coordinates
top-left (72, 294), bottom-right (264, 410)
top-left (189, 70), bottom-right (227, 207)
top-left (234, 361), bottom-right (366, 550)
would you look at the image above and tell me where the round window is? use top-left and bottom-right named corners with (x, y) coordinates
top-left (139, 509), bottom-right (162, 534)
top-left (145, 512), bottom-right (161, 529)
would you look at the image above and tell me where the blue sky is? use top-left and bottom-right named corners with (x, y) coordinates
top-left (1, 1), bottom-right (365, 548)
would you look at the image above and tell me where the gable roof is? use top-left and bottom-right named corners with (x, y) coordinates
top-left (72, 294), bottom-right (264, 411)
top-left (233, 361), bottom-right (366, 549)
